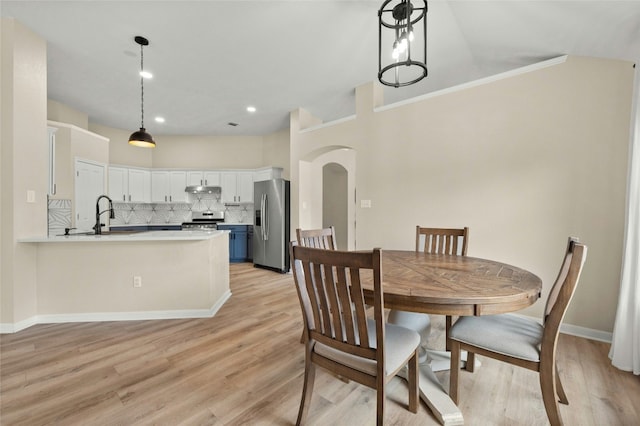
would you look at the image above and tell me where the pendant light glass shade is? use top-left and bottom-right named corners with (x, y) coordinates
top-left (378, 0), bottom-right (428, 87)
top-left (129, 36), bottom-right (155, 148)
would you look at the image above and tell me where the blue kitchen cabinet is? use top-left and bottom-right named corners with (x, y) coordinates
top-left (218, 225), bottom-right (249, 262)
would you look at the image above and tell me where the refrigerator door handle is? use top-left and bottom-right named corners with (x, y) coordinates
top-left (261, 193), bottom-right (266, 240)
top-left (264, 194), bottom-right (269, 241)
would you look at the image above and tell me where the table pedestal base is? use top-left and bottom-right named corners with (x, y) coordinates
top-left (398, 350), bottom-right (480, 425)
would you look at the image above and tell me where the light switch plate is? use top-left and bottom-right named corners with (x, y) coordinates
top-left (27, 190), bottom-right (36, 203)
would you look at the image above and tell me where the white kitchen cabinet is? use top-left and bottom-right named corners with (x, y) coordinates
top-left (187, 171), bottom-right (220, 187)
top-left (109, 167), bottom-right (151, 202)
top-left (108, 166), bottom-right (128, 202)
top-left (221, 171), bottom-right (253, 203)
top-left (128, 168), bottom-right (151, 202)
top-left (152, 171), bottom-right (188, 202)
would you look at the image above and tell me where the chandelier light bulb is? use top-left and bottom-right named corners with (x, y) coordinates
top-left (392, 41), bottom-right (400, 59)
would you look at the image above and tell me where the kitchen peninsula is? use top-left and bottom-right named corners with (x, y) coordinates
top-left (18, 231), bottom-right (230, 325)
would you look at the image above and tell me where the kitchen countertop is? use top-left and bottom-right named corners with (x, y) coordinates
top-left (19, 230), bottom-right (227, 243)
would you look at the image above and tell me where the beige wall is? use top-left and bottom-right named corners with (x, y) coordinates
top-left (89, 123), bottom-right (153, 169)
top-left (262, 128), bottom-right (291, 178)
top-left (151, 135), bottom-right (264, 169)
top-left (92, 123), bottom-right (290, 175)
top-left (291, 56), bottom-right (634, 334)
top-left (48, 99), bottom-right (88, 129)
top-left (1, 19), bottom-right (48, 326)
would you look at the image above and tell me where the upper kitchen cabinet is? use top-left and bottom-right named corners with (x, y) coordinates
top-left (151, 171), bottom-right (188, 203)
top-left (109, 166), bottom-right (151, 203)
top-left (108, 166), bottom-right (127, 201)
top-left (221, 171), bottom-right (253, 204)
top-left (187, 171), bottom-right (221, 187)
top-left (128, 169), bottom-right (151, 202)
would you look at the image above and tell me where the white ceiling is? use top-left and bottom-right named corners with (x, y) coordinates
top-left (2, 1), bottom-right (639, 136)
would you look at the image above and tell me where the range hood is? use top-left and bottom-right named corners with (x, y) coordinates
top-left (185, 185), bottom-right (221, 194)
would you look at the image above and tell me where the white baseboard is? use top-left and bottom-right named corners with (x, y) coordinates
top-left (559, 322), bottom-right (612, 343)
top-left (514, 313), bottom-right (612, 343)
top-left (0, 290), bottom-right (231, 334)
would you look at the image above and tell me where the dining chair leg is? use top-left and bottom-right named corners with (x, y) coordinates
top-left (445, 315), bottom-right (453, 351)
top-left (376, 374), bottom-right (385, 426)
top-left (540, 360), bottom-right (564, 426)
top-left (465, 351), bottom-right (476, 372)
top-left (556, 365), bottom-right (568, 404)
top-left (408, 349), bottom-right (419, 413)
top-left (449, 340), bottom-right (461, 404)
top-left (296, 359), bottom-right (316, 426)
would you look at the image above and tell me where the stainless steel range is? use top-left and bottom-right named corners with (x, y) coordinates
top-left (181, 211), bottom-right (225, 230)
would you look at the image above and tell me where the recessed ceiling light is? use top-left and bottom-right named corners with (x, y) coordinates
top-left (155, 117), bottom-right (165, 123)
top-left (140, 70), bottom-right (153, 79)
top-left (246, 106), bottom-right (256, 113)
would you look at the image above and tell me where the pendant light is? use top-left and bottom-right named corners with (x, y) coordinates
top-left (378, 0), bottom-right (428, 87)
top-left (128, 36), bottom-right (155, 148)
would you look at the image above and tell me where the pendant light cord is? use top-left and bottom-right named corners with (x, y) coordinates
top-left (140, 42), bottom-right (145, 129)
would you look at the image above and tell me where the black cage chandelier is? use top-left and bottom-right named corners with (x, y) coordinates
top-left (378, 0), bottom-right (428, 87)
top-left (128, 36), bottom-right (156, 148)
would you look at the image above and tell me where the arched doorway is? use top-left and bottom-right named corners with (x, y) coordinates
top-left (323, 163), bottom-right (348, 250)
top-left (297, 146), bottom-right (356, 250)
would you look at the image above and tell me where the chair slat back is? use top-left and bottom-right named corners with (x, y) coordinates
top-left (416, 226), bottom-right (469, 255)
top-left (296, 226), bottom-right (337, 250)
top-left (290, 242), bottom-right (383, 361)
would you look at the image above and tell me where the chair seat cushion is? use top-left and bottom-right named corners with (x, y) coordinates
top-left (449, 314), bottom-right (543, 362)
top-left (314, 319), bottom-right (420, 377)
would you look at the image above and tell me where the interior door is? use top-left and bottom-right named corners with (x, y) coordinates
top-left (75, 159), bottom-right (106, 231)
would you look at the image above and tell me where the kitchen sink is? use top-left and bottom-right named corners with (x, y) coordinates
top-left (59, 230), bottom-right (144, 236)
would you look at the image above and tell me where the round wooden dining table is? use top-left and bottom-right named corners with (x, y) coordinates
top-left (361, 250), bottom-right (543, 426)
top-left (366, 250), bottom-right (543, 316)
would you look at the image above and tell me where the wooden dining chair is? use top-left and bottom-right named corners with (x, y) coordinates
top-left (415, 226), bottom-right (469, 256)
top-left (289, 242), bottom-right (420, 426)
top-left (296, 227), bottom-right (338, 344)
top-left (388, 226), bottom-right (470, 357)
top-left (448, 238), bottom-right (587, 426)
top-left (295, 226), bottom-right (337, 250)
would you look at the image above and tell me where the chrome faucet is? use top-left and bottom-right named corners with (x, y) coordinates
top-left (94, 195), bottom-right (115, 235)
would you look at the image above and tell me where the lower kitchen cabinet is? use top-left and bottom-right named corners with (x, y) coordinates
top-left (217, 225), bottom-right (249, 262)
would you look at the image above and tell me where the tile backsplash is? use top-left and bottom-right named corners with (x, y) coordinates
top-left (47, 193), bottom-right (253, 236)
top-left (48, 198), bottom-right (72, 236)
top-left (111, 193), bottom-right (253, 226)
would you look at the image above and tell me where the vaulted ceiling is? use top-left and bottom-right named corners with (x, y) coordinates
top-left (2, 1), bottom-right (639, 136)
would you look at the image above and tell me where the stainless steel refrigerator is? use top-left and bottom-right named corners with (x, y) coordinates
top-left (253, 179), bottom-right (290, 273)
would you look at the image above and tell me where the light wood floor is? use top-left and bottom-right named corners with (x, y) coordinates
top-left (1, 263), bottom-right (638, 425)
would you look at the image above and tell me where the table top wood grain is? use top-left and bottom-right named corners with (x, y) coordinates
top-left (362, 250), bottom-right (543, 317)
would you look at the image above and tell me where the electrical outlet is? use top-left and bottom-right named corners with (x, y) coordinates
top-left (133, 276), bottom-right (142, 288)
